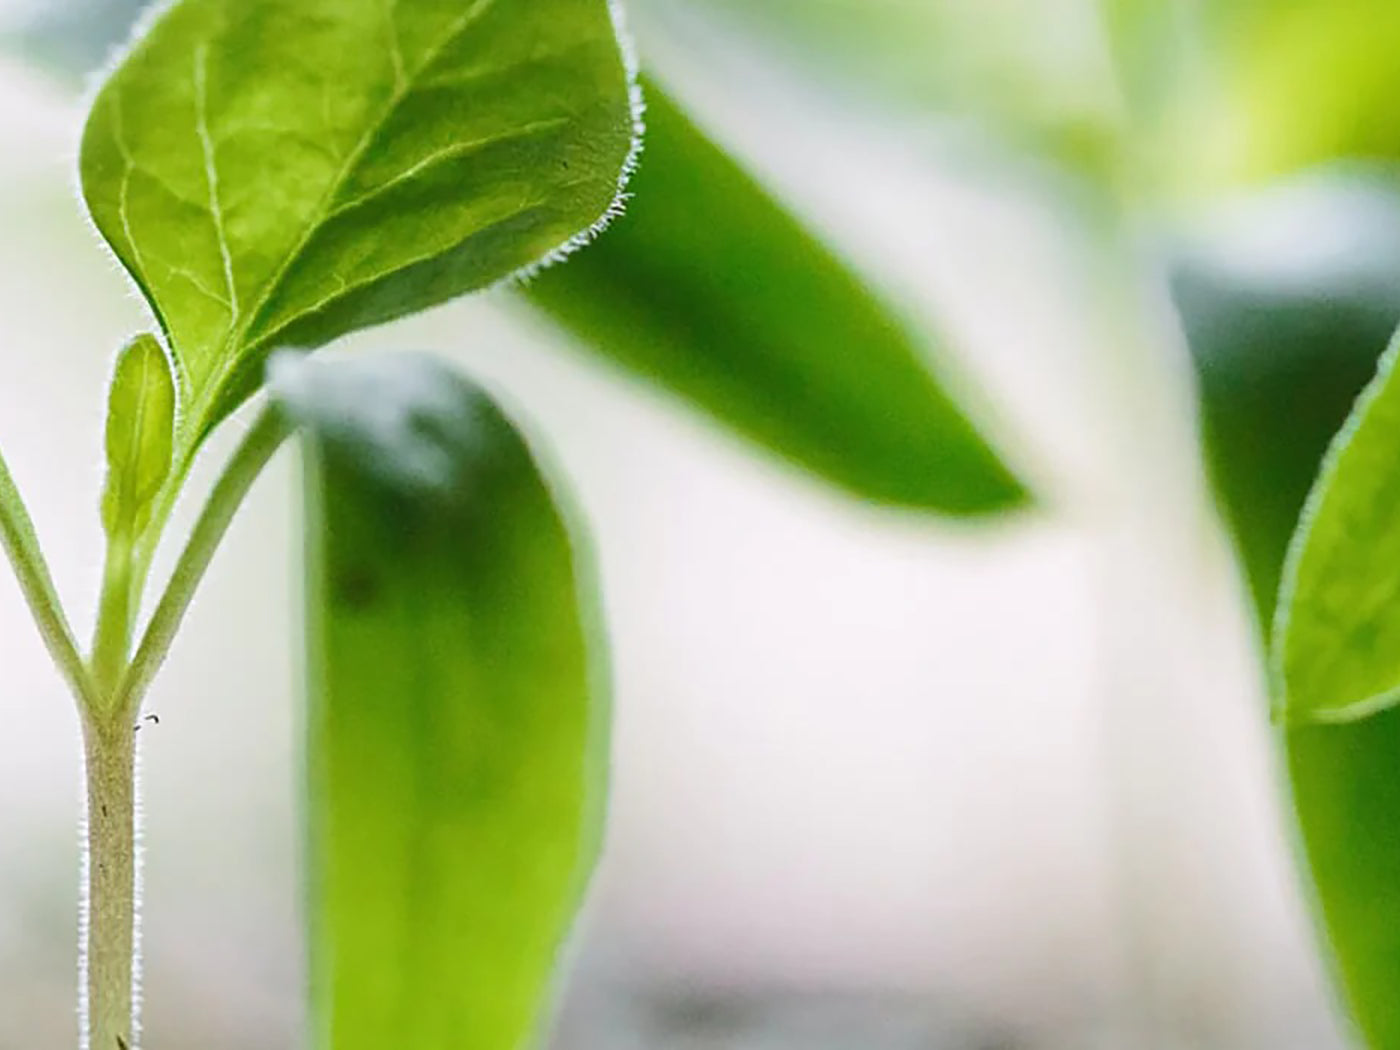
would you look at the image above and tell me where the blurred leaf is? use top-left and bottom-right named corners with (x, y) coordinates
top-left (101, 334), bottom-right (175, 538)
top-left (638, 0), bottom-right (1121, 159)
top-left (274, 352), bottom-right (606, 1050)
top-left (1287, 710), bottom-right (1400, 1050)
top-left (80, 0), bottom-right (638, 450)
top-left (524, 83), bottom-right (1028, 514)
top-left (1171, 1), bottom-right (1400, 188)
top-left (1175, 172), bottom-right (1400, 1047)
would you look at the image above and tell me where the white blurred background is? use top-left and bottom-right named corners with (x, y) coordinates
top-left (0, 1), bottom-right (1352, 1047)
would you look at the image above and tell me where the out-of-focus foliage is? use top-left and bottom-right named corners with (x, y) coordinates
top-left (1179, 170), bottom-right (1400, 1050)
top-left (1288, 708), bottom-right (1400, 1050)
top-left (1200, 1), bottom-right (1400, 186)
top-left (642, 0), bottom-right (1124, 170)
top-left (1274, 320), bottom-right (1400, 1049)
top-left (278, 352), bottom-right (606, 1050)
top-left (526, 82), bottom-right (1027, 514)
top-left (1173, 170), bottom-right (1400, 620)
top-left (1104, 0), bottom-right (1400, 192)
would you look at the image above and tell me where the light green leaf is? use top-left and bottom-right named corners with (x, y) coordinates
top-left (1174, 170), bottom-right (1400, 624)
top-left (81, 0), bottom-right (639, 451)
top-left (1175, 174), bottom-right (1400, 1050)
top-left (273, 352), bottom-right (606, 1049)
top-left (1274, 332), bottom-right (1400, 725)
top-left (523, 82), bottom-right (1028, 514)
top-left (1269, 317), bottom-right (1400, 1050)
top-left (101, 333), bottom-right (176, 538)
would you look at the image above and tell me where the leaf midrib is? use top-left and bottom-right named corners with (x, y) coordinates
top-left (181, 0), bottom-right (502, 443)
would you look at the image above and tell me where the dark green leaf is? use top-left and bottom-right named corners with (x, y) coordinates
top-left (1287, 712), bottom-right (1400, 1050)
top-left (81, 0), bottom-right (639, 449)
top-left (523, 82), bottom-right (1027, 514)
top-left (101, 334), bottom-right (176, 538)
top-left (273, 352), bottom-right (606, 1050)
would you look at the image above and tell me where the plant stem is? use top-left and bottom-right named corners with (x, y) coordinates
top-left (0, 448), bottom-right (99, 709)
top-left (114, 406), bottom-right (291, 715)
top-left (82, 714), bottom-right (136, 1050)
top-left (90, 536), bottom-right (135, 701)
top-left (76, 406), bottom-right (288, 1050)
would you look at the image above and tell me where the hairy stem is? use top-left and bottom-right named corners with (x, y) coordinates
top-left (82, 715), bottom-right (137, 1050)
top-left (77, 405), bottom-right (288, 1050)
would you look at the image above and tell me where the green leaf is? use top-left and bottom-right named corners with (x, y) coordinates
top-left (1174, 173), bottom-right (1400, 1049)
top-left (80, 0), bottom-right (639, 451)
top-left (101, 333), bottom-right (176, 538)
top-left (1174, 171), bottom-right (1400, 626)
top-left (272, 352), bottom-right (606, 1049)
top-left (523, 82), bottom-right (1027, 514)
top-left (1274, 334), bottom-right (1400, 726)
top-left (1286, 712), bottom-right (1400, 1050)
top-left (1271, 335), bottom-right (1400, 1043)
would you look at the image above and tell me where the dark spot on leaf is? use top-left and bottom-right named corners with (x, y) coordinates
top-left (334, 566), bottom-right (380, 610)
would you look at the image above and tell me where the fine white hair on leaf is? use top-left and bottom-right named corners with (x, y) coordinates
top-left (70, 0), bottom-right (179, 349)
top-left (75, 0), bottom-right (646, 341)
top-left (494, 0), bottom-right (648, 292)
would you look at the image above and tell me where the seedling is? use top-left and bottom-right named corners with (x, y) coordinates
top-left (1, 1), bottom-right (1029, 1047)
top-left (2, 0), bottom-right (640, 1045)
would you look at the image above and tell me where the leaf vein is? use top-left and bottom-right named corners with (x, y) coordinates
top-left (251, 198), bottom-right (552, 350)
top-left (325, 116), bottom-right (570, 220)
top-left (191, 0), bottom-right (503, 429)
top-left (193, 42), bottom-right (240, 325)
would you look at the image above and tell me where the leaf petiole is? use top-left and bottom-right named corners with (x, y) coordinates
top-left (112, 405), bottom-right (292, 717)
top-left (0, 445), bottom-right (99, 709)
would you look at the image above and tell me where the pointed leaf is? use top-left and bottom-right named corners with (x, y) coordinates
top-left (522, 82), bottom-right (1026, 514)
top-left (1275, 334), bottom-right (1400, 726)
top-left (1178, 176), bottom-right (1400, 1050)
top-left (1174, 172), bottom-right (1400, 625)
top-left (81, 0), bottom-right (639, 448)
top-left (272, 352), bottom-right (606, 1050)
top-left (101, 334), bottom-right (176, 538)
